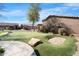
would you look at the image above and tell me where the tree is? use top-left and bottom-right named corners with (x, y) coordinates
top-left (28, 3), bottom-right (41, 30)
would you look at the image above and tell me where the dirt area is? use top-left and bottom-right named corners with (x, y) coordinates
top-left (48, 37), bottom-right (66, 45)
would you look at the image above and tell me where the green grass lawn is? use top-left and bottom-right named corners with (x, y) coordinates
top-left (0, 31), bottom-right (4, 34)
top-left (0, 30), bottom-right (76, 56)
top-left (0, 30), bottom-right (53, 42)
top-left (35, 36), bottom-right (76, 56)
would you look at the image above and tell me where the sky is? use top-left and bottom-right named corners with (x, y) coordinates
top-left (0, 3), bottom-right (79, 24)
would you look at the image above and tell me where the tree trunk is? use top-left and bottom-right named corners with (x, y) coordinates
top-left (32, 21), bottom-right (35, 31)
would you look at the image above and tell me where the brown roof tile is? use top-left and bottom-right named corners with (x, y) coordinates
top-left (42, 15), bottom-right (79, 22)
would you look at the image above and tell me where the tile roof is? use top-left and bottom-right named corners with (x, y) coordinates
top-left (42, 15), bottom-right (79, 22)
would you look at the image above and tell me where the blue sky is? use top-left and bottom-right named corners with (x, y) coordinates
top-left (0, 3), bottom-right (79, 24)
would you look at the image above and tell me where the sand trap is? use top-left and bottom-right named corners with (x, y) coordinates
top-left (0, 41), bottom-right (36, 56)
top-left (48, 37), bottom-right (66, 45)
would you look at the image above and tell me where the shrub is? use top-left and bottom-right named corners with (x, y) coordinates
top-left (39, 17), bottom-right (60, 33)
top-left (44, 34), bottom-right (53, 40)
top-left (50, 27), bottom-right (58, 34)
top-left (0, 46), bottom-right (5, 55)
top-left (40, 25), bottom-right (59, 33)
top-left (40, 26), bottom-right (49, 33)
top-left (58, 28), bottom-right (65, 35)
top-left (70, 34), bottom-right (74, 37)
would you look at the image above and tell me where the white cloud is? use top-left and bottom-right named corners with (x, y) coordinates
top-left (39, 7), bottom-right (69, 19)
top-left (1, 4), bottom-right (79, 24)
top-left (63, 3), bottom-right (79, 11)
top-left (64, 3), bottom-right (79, 7)
top-left (0, 9), bottom-right (26, 17)
top-left (38, 6), bottom-right (75, 24)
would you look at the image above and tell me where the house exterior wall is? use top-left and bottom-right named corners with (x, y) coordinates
top-left (58, 17), bottom-right (79, 34)
top-left (43, 17), bottom-right (79, 34)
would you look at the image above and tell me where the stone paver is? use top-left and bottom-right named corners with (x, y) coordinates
top-left (0, 41), bottom-right (36, 56)
top-left (28, 38), bottom-right (41, 46)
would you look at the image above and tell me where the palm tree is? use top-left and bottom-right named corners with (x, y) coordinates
top-left (28, 3), bottom-right (41, 30)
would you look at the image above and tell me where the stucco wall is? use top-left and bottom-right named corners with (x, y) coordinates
top-left (48, 17), bottom-right (79, 34)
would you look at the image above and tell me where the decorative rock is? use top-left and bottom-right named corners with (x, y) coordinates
top-left (0, 41), bottom-right (36, 56)
top-left (28, 38), bottom-right (41, 46)
top-left (48, 37), bottom-right (66, 45)
top-left (0, 32), bottom-right (8, 36)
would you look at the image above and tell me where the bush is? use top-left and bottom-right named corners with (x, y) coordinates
top-left (58, 28), bottom-right (65, 35)
top-left (50, 27), bottom-right (58, 34)
top-left (39, 26), bottom-right (49, 33)
top-left (0, 46), bottom-right (5, 55)
top-left (70, 34), bottom-right (74, 37)
top-left (44, 34), bottom-right (53, 40)
top-left (39, 17), bottom-right (59, 33)
top-left (34, 36), bottom-right (76, 56)
top-left (39, 25), bottom-right (59, 33)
